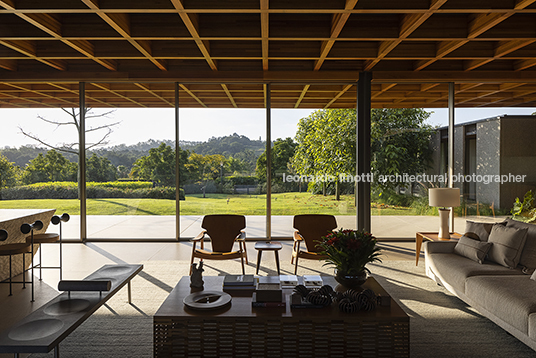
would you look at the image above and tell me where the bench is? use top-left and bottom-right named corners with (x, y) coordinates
top-left (0, 264), bottom-right (143, 357)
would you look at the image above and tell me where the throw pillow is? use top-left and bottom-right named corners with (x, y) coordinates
top-left (504, 218), bottom-right (536, 272)
top-left (487, 224), bottom-right (528, 269)
top-left (453, 235), bottom-right (492, 264)
top-left (465, 220), bottom-right (494, 242)
top-left (530, 269), bottom-right (536, 281)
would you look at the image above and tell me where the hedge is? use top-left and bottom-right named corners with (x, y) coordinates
top-left (0, 181), bottom-right (184, 200)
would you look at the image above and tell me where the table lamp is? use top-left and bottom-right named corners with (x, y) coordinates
top-left (429, 188), bottom-right (460, 240)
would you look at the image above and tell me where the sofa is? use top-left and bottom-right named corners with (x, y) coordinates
top-left (424, 218), bottom-right (536, 351)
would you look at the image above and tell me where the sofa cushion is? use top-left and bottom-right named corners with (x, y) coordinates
top-left (466, 275), bottom-right (536, 334)
top-left (453, 235), bottom-right (492, 264)
top-left (427, 253), bottom-right (524, 293)
top-left (504, 218), bottom-right (536, 271)
top-left (487, 224), bottom-right (528, 269)
top-left (465, 220), bottom-right (494, 242)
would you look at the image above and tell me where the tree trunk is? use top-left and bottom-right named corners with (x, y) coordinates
top-left (322, 181), bottom-right (326, 196)
top-left (336, 180), bottom-right (340, 201)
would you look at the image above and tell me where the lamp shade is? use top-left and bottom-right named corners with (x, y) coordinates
top-left (429, 188), bottom-right (460, 207)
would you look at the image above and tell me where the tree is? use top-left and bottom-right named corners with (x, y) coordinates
top-left (256, 137), bottom-right (297, 184)
top-left (19, 108), bottom-right (119, 156)
top-left (292, 108), bottom-right (434, 198)
top-left (86, 153), bottom-right (117, 182)
top-left (292, 109), bottom-right (356, 198)
top-left (22, 150), bottom-right (77, 184)
top-left (186, 153), bottom-right (227, 183)
top-left (0, 154), bottom-right (21, 188)
top-left (130, 142), bottom-right (190, 187)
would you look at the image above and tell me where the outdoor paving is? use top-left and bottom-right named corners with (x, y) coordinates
top-left (58, 214), bottom-right (508, 240)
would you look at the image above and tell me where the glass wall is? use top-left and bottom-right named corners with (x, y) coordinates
top-left (85, 83), bottom-right (176, 239)
top-left (178, 89), bottom-right (266, 239)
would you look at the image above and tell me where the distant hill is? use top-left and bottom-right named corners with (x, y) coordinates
top-left (1, 134), bottom-right (266, 169)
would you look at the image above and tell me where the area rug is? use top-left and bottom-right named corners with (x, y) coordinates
top-left (29, 260), bottom-right (536, 357)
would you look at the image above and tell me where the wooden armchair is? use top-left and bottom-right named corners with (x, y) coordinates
top-left (292, 214), bottom-right (337, 274)
top-left (190, 214), bottom-right (248, 275)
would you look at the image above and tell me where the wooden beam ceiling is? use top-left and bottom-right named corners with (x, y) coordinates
top-left (1, 0), bottom-right (536, 108)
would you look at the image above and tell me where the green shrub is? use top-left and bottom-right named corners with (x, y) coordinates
top-left (0, 181), bottom-right (184, 200)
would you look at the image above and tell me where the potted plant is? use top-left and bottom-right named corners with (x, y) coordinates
top-left (317, 229), bottom-right (382, 288)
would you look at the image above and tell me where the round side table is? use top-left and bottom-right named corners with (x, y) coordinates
top-left (254, 241), bottom-right (283, 275)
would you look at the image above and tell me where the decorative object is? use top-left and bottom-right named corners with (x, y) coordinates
top-left (429, 187), bottom-right (460, 239)
top-left (337, 288), bottom-right (377, 313)
top-left (190, 262), bottom-right (204, 288)
top-left (183, 291), bottom-right (232, 310)
top-left (511, 190), bottom-right (536, 223)
top-left (317, 229), bottom-right (382, 289)
top-left (290, 284), bottom-right (334, 308)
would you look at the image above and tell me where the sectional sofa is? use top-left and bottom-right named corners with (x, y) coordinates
top-left (424, 218), bottom-right (536, 351)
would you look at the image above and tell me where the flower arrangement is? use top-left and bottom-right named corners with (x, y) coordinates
top-left (317, 229), bottom-right (382, 275)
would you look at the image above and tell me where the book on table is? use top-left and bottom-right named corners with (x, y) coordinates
top-left (303, 275), bottom-right (323, 288)
top-left (279, 275), bottom-right (298, 288)
top-left (223, 274), bottom-right (255, 286)
top-left (252, 292), bottom-right (286, 308)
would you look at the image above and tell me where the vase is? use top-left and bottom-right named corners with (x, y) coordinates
top-left (334, 270), bottom-right (368, 289)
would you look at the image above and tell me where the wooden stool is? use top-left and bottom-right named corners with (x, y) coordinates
top-left (0, 230), bottom-right (33, 297)
top-left (255, 241), bottom-right (283, 275)
top-left (26, 233), bottom-right (61, 281)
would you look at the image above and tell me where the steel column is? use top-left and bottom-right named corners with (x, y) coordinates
top-left (265, 84), bottom-right (272, 240)
top-left (79, 82), bottom-right (87, 241)
top-left (356, 72), bottom-right (372, 232)
top-left (448, 82), bottom-right (455, 231)
top-left (175, 83), bottom-right (181, 240)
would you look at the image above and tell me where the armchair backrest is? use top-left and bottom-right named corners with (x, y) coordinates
top-left (202, 214), bottom-right (246, 252)
top-left (293, 214), bottom-right (337, 253)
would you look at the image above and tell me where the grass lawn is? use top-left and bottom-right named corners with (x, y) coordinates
top-left (0, 192), bottom-right (415, 216)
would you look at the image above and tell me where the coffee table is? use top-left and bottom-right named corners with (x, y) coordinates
top-left (415, 232), bottom-right (462, 265)
top-left (154, 275), bottom-right (409, 358)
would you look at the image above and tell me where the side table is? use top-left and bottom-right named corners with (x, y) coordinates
top-left (254, 241), bottom-right (282, 275)
top-left (415, 232), bottom-right (462, 265)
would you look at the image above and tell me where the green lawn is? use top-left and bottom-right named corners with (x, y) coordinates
top-left (0, 192), bottom-right (415, 216)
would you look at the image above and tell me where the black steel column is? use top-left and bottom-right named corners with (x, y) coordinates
top-left (448, 82), bottom-right (455, 231)
top-left (265, 84), bottom-right (272, 240)
top-left (356, 72), bottom-right (372, 232)
top-left (175, 82), bottom-right (180, 240)
top-left (79, 82), bottom-right (87, 241)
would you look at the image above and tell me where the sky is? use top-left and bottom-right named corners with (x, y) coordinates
top-left (0, 107), bottom-right (534, 149)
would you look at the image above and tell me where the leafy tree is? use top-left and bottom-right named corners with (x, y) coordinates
top-left (0, 154), bottom-right (21, 188)
top-left (256, 137), bottom-right (297, 184)
top-left (117, 165), bottom-right (130, 178)
top-left (130, 143), bottom-right (189, 187)
top-left (86, 153), bottom-right (117, 182)
top-left (186, 153), bottom-right (227, 183)
top-left (22, 150), bottom-right (77, 184)
top-left (292, 108), bottom-right (434, 198)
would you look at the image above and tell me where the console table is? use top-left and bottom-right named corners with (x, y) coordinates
top-left (154, 276), bottom-right (409, 358)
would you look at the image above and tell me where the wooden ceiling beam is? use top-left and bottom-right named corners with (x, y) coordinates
top-left (221, 84), bottom-right (237, 108)
top-left (81, 0), bottom-right (166, 71)
top-left (179, 84), bottom-right (207, 108)
top-left (515, 59), bottom-right (536, 71)
top-left (0, 91), bottom-right (56, 107)
top-left (464, 39), bottom-right (535, 71)
top-left (371, 83), bottom-right (396, 99)
top-left (0, 39), bottom-right (67, 70)
top-left (364, 0), bottom-right (448, 71)
top-left (0, 59), bottom-right (16, 71)
top-left (314, 0), bottom-right (358, 71)
top-left (170, 0), bottom-right (217, 71)
top-left (294, 85), bottom-right (310, 108)
top-left (91, 83), bottom-right (146, 107)
top-left (324, 84), bottom-right (353, 109)
top-left (47, 83), bottom-right (114, 107)
top-left (134, 83), bottom-right (173, 106)
top-left (260, 0), bottom-right (269, 70)
top-left (0, 82), bottom-right (78, 106)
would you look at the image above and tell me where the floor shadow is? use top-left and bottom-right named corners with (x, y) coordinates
top-left (93, 199), bottom-right (157, 215)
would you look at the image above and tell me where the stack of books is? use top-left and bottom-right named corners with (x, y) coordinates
top-left (252, 276), bottom-right (285, 308)
top-left (222, 274), bottom-right (256, 291)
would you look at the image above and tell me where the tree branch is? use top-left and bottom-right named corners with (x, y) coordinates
top-left (18, 126), bottom-right (79, 155)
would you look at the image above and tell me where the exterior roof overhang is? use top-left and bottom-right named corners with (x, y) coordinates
top-left (2, 0), bottom-right (536, 109)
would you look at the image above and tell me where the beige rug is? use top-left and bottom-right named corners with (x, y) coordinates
top-left (28, 259), bottom-right (536, 357)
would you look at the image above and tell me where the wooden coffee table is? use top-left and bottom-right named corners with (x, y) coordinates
top-left (154, 275), bottom-right (409, 358)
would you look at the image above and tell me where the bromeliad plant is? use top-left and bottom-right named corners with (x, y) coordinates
top-left (317, 229), bottom-right (382, 275)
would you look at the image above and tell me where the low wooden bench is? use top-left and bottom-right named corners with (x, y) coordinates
top-left (0, 264), bottom-right (143, 357)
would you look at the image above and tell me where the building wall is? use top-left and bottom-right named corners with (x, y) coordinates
top-left (500, 116), bottom-right (536, 209)
top-left (453, 126), bottom-right (465, 193)
top-left (476, 119), bottom-right (501, 207)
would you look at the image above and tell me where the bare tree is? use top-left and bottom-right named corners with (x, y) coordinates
top-left (19, 108), bottom-right (120, 156)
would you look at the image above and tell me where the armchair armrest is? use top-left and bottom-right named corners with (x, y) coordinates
top-left (236, 230), bottom-right (246, 241)
top-left (191, 231), bottom-right (207, 242)
top-left (293, 231), bottom-right (303, 241)
top-left (424, 241), bottom-right (457, 254)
